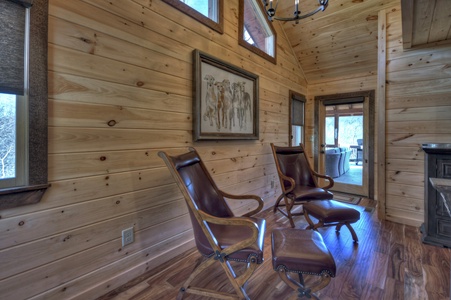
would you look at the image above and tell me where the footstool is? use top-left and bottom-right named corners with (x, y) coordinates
top-left (302, 200), bottom-right (360, 242)
top-left (272, 228), bottom-right (336, 299)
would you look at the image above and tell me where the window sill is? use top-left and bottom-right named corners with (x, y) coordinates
top-left (0, 183), bottom-right (49, 210)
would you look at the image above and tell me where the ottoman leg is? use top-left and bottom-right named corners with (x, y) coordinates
top-left (345, 222), bottom-right (359, 242)
top-left (335, 222), bottom-right (359, 243)
top-left (277, 268), bottom-right (331, 299)
top-left (304, 210), bottom-right (324, 231)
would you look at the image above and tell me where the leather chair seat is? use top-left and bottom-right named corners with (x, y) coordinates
top-left (197, 217), bottom-right (266, 263)
top-left (290, 185), bottom-right (333, 201)
top-left (272, 228), bottom-right (336, 276)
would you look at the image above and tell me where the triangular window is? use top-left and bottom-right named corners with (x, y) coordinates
top-left (239, 0), bottom-right (276, 63)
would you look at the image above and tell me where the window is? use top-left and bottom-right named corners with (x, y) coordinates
top-left (0, 93), bottom-right (26, 188)
top-left (0, 0), bottom-right (49, 209)
top-left (162, 0), bottom-right (223, 33)
top-left (239, 0), bottom-right (276, 64)
top-left (325, 103), bottom-right (363, 148)
top-left (290, 91), bottom-right (305, 146)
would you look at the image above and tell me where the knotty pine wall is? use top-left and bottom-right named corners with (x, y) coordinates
top-left (384, 7), bottom-right (451, 226)
top-left (0, 0), bottom-right (306, 299)
top-left (308, 4), bottom-right (451, 227)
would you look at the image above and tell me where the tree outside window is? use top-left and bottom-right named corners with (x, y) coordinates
top-left (0, 94), bottom-right (16, 179)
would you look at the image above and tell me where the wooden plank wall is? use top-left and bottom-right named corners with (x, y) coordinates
top-left (385, 7), bottom-right (451, 226)
top-left (0, 0), bottom-right (306, 299)
top-left (308, 3), bottom-right (451, 227)
top-left (304, 0), bottom-right (401, 176)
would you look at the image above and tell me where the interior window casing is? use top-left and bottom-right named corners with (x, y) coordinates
top-left (0, 0), bottom-right (49, 209)
top-left (290, 91), bottom-right (305, 146)
top-left (162, 0), bottom-right (224, 34)
top-left (239, 0), bottom-right (277, 64)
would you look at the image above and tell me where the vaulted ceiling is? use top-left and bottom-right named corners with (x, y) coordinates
top-left (275, 0), bottom-right (451, 84)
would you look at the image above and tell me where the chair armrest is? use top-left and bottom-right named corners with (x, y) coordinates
top-left (220, 191), bottom-right (264, 217)
top-left (277, 173), bottom-right (296, 194)
top-left (198, 210), bottom-right (260, 258)
top-left (311, 170), bottom-right (334, 190)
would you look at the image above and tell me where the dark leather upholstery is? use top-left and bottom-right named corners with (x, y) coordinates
top-left (160, 148), bottom-right (266, 299)
top-left (291, 185), bottom-right (333, 201)
top-left (273, 144), bottom-right (333, 202)
top-left (272, 228), bottom-right (336, 277)
top-left (170, 150), bottom-right (265, 263)
top-left (303, 200), bottom-right (361, 223)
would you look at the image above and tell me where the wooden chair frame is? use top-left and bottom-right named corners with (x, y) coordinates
top-left (270, 143), bottom-right (334, 228)
top-left (159, 148), bottom-right (265, 300)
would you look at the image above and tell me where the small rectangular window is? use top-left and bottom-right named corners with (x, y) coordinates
top-left (0, 0), bottom-right (49, 209)
top-left (0, 93), bottom-right (26, 189)
top-left (290, 92), bottom-right (305, 146)
top-left (0, 94), bottom-right (17, 180)
top-left (162, 0), bottom-right (223, 33)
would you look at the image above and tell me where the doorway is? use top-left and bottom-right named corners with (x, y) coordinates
top-left (314, 91), bottom-right (375, 198)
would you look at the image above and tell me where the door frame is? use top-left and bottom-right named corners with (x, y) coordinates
top-left (314, 90), bottom-right (375, 199)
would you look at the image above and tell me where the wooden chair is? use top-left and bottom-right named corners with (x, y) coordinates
top-left (270, 143), bottom-right (334, 228)
top-left (158, 148), bottom-right (266, 300)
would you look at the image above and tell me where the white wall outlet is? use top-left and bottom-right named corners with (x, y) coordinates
top-left (122, 227), bottom-right (134, 247)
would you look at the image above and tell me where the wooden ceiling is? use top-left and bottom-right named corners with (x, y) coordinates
top-left (401, 0), bottom-right (451, 49)
top-left (274, 0), bottom-right (451, 84)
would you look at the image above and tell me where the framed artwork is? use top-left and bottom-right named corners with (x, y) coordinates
top-left (193, 50), bottom-right (259, 141)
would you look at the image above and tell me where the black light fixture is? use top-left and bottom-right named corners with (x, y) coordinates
top-left (262, 0), bottom-right (329, 24)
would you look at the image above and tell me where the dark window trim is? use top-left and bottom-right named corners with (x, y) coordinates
top-left (289, 90), bottom-right (305, 146)
top-left (238, 0), bottom-right (277, 64)
top-left (0, 0), bottom-right (49, 210)
top-left (162, 0), bottom-right (224, 34)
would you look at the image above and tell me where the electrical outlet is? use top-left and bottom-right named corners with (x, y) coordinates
top-left (122, 227), bottom-right (134, 247)
top-left (271, 180), bottom-right (274, 188)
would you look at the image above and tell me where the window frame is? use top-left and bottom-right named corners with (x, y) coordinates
top-left (0, 93), bottom-right (27, 189)
top-left (0, 0), bottom-right (49, 210)
top-left (162, 0), bottom-right (224, 34)
top-left (238, 0), bottom-right (277, 64)
top-left (289, 91), bottom-right (305, 146)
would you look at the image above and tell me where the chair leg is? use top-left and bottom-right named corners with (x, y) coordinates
top-left (284, 197), bottom-right (296, 228)
top-left (273, 194), bottom-right (285, 212)
top-left (176, 256), bottom-right (216, 300)
top-left (177, 254), bottom-right (258, 300)
top-left (303, 210), bottom-right (315, 229)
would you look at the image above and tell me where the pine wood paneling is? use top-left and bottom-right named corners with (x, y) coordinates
top-left (402, 0), bottom-right (451, 49)
top-left (385, 6), bottom-right (451, 226)
top-left (2, 0), bottom-right (451, 298)
top-left (279, 0), bottom-right (400, 84)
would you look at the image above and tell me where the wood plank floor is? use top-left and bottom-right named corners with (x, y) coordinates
top-left (99, 198), bottom-right (451, 300)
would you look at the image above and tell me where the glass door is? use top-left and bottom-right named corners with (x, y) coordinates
top-left (319, 100), bottom-right (369, 197)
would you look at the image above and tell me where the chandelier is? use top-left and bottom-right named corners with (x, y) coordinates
top-left (262, 0), bottom-right (329, 24)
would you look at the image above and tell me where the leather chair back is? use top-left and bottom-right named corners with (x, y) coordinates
top-left (273, 145), bottom-right (317, 189)
top-left (168, 150), bottom-right (234, 256)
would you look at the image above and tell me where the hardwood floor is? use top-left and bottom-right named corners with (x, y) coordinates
top-left (99, 199), bottom-right (451, 300)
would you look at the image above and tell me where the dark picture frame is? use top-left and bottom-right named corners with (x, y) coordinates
top-left (193, 50), bottom-right (259, 141)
